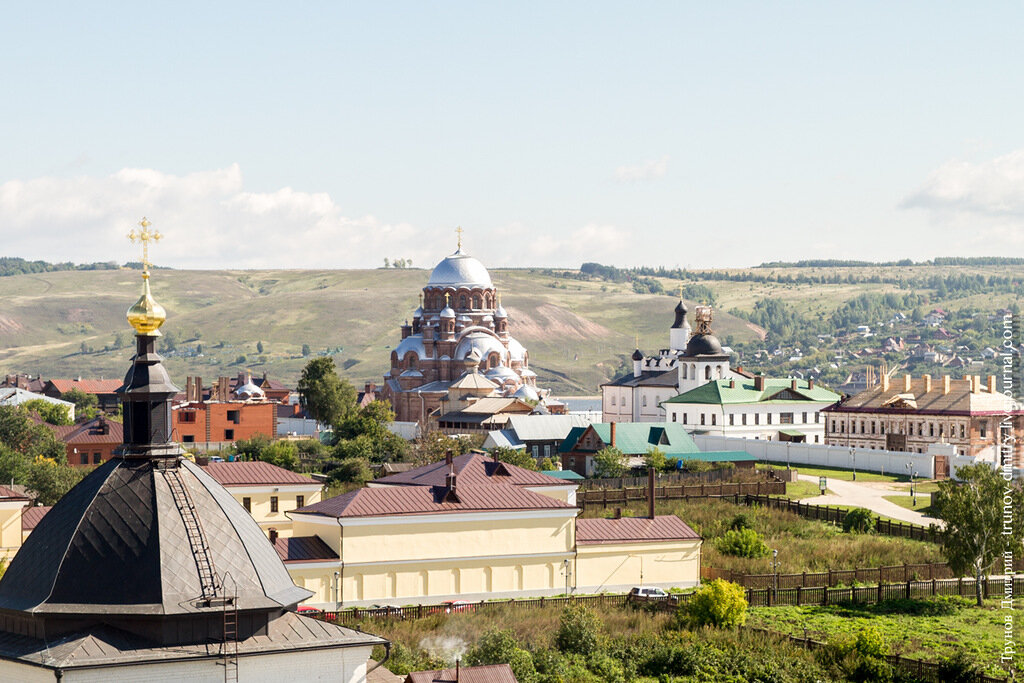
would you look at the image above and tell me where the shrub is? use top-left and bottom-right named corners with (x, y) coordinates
top-left (843, 508), bottom-right (876, 534)
top-left (466, 629), bottom-right (536, 682)
top-left (936, 650), bottom-right (984, 683)
top-left (555, 603), bottom-right (602, 656)
top-left (716, 528), bottom-right (769, 558)
top-left (682, 579), bottom-right (747, 628)
top-left (728, 512), bottom-right (755, 531)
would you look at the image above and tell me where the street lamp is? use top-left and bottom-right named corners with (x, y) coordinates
top-left (562, 558), bottom-right (573, 595)
top-left (786, 441), bottom-right (792, 470)
top-left (850, 446), bottom-right (856, 481)
top-left (769, 549), bottom-right (781, 594)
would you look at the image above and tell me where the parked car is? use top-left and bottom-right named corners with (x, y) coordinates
top-left (369, 604), bottom-right (405, 618)
top-left (627, 586), bottom-right (679, 604)
top-left (441, 600), bottom-right (474, 614)
top-left (296, 605), bottom-right (323, 617)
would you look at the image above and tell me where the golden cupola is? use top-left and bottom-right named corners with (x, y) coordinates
top-left (126, 217), bottom-right (166, 336)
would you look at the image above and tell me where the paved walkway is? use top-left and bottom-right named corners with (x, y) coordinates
top-left (796, 474), bottom-right (945, 528)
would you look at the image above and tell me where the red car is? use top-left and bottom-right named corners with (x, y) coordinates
top-left (441, 600), bottom-right (474, 614)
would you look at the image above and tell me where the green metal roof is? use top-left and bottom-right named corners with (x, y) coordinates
top-left (679, 451), bottom-right (758, 463)
top-left (777, 429), bottom-right (806, 437)
top-left (662, 378), bottom-right (841, 406)
top-left (558, 426), bottom-right (588, 453)
top-left (561, 422), bottom-right (700, 456)
top-left (541, 469), bottom-right (585, 480)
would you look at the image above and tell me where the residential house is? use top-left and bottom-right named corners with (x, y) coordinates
top-left (435, 396), bottom-right (535, 434)
top-left (172, 375), bottom-right (277, 448)
top-left (0, 387), bottom-right (75, 420)
top-left (43, 378), bottom-right (123, 413)
top-left (558, 422), bottom-right (701, 477)
top-left (199, 460), bottom-right (324, 538)
top-left (482, 414), bottom-right (593, 461)
top-left (661, 376), bottom-right (841, 444)
top-left (50, 416), bottom-right (123, 466)
top-left (0, 374), bottom-right (46, 394)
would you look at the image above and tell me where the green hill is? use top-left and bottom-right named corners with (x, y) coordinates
top-left (0, 263), bottom-right (1018, 394)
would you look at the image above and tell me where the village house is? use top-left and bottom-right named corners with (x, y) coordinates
top-left (49, 415), bottom-right (123, 466)
top-left (0, 386), bottom-right (75, 420)
top-left (43, 377), bottom-right (123, 413)
top-left (482, 414), bottom-right (593, 461)
top-left (172, 375), bottom-right (277, 448)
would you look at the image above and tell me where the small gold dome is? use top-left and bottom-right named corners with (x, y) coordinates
top-left (127, 272), bottom-right (166, 335)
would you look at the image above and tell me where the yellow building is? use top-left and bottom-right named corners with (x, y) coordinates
top-left (0, 487), bottom-right (31, 558)
top-left (575, 516), bottom-right (702, 593)
top-left (283, 456), bottom-right (702, 608)
top-left (200, 460), bottom-right (324, 538)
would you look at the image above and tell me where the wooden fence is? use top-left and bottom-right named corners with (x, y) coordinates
top-left (745, 626), bottom-right (1012, 683)
top-left (577, 481), bottom-right (786, 510)
top-left (740, 494), bottom-right (941, 542)
top-left (702, 562), bottom-right (958, 589)
top-left (580, 468), bottom-right (779, 490)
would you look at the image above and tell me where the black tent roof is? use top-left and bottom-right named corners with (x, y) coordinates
top-left (0, 457), bottom-right (309, 618)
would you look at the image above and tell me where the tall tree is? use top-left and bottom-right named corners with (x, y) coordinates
top-left (297, 357), bottom-right (356, 427)
top-left (934, 463), bottom-right (1024, 606)
top-left (593, 447), bottom-right (627, 479)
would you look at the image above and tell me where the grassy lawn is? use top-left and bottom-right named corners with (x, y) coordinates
top-left (883, 493), bottom-right (935, 514)
top-left (748, 597), bottom-right (1018, 678)
top-left (760, 463), bottom-right (910, 483)
top-left (784, 480), bottom-right (832, 499)
top-left (583, 498), bottom-right (944, 574)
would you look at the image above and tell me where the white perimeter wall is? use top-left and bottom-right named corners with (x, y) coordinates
top-left (693, 434), bottom-right (936, 479)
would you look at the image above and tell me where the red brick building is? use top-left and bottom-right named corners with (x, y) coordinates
top-left (172, 375), bottom-right (277, 447)
top-left (50, 416), bottom-right (123, 467)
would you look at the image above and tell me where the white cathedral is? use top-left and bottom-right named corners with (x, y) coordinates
top-left (600, 299), bottom-right (751, 423)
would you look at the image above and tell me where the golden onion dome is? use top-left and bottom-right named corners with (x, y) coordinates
top-left (127, 272), bottom-right (166, 335)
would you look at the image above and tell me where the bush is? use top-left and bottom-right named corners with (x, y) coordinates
top-left (466, 629), bottom-right (536, 682)
top-left (936, 650), bottom-right (984, 683)
top-left (682, 579), bottom-right (747, 628)
top-left (716, 528), bottom-right (769, 558)
top-left (555, 603), bottom-right (602, 656)
top-left (843, 508), bottom-right (876, 534)
top-left (326, 457), bottom-right (373, 486)
top-left (728, 512), bottom-right (755, 531)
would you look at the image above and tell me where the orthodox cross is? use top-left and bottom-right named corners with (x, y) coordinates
top-left (635, 333), bottom-right (640, 349)
top-left (678, 283), bottom-right (684, 300)
top-left (455, 226), bottom-right (464, 250)
top-left (127, 217), bottom-right (162, 271)
top-left (445, 292), bottom-right (451, 306)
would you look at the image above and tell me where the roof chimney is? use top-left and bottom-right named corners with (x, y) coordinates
top-left (903, 374), bottom-right (912, 392)
top-left (808, 378), bottom-right (815, 389)
top-left (268, 528), bottom-right (278, 545)
top-left (791, 379), bottom-right (798, 391)
top-left (610, 422), bottom-right (617, 448)
top-left (973, 375), bottom-right (982, 394)
top-left (923, 374), bottom-right (932, 393)
top-left (988, 375), bottom-right (997, 393)
top-left (754, 375), bottom-right (765, 391)
top-left (648, 467), bottom-right (656, 519)
top-left (445, 450), bottom-right (454, 467)
top-left (881, 374), bottom-right (890, 392)
top-left (943, 375), bottom-right (950, 395)
top-left (729, 379), bottom-right (735, 389)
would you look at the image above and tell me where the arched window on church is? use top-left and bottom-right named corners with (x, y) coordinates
top-left (715, 365), bottom-right (723, 378)
top-left (459, 295), bottom-right (467, 309)
top-left (682, 365), bottom-right (688, 379)
top-left (472, 294), bottom-right (482, 309)
top-left (404, 352), bottom-right (417, 370)
top-left (705, 366), bottom-right (711, 380)
top-left (488, 352), bottom-right (500, 369)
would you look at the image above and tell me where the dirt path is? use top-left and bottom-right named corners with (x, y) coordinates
top-left (796, 474), bottom-right (944, 528)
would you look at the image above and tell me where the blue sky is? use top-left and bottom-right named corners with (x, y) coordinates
top-left (2, 2), bottom-right (1023, 269)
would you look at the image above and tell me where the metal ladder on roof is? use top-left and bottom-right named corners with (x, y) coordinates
top-left (221, 573), bottom-right (239, 683)
top-left (160, 464), bottom-right (221, 599)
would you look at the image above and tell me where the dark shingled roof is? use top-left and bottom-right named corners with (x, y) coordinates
top-left (601, 369), bottom-right (678, 388)
top-left (201, 460), bottom-right (320, 486)
top-left (274, 536), bottom-right (339, 563)
top-left (576, 516), bottom-right (701, 545)
top-left (0, 458), bottom-right (309, 616)
top-left (0, 612), bottom-right (383, 671)
top-left (405, 663), bottom-right (518, 683)
top-left (371, 452), bottom-right (566, 489)
top-left (296, 483), bottom-right (575, 519)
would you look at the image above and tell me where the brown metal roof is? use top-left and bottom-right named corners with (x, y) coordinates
top-left (200, 461), bottom-right (319, 486)
top-left (0, 486), bottom-right (30, 502)
top-left (20, 506), bottom-right (50, 531)
top-left (576, 516), bottom-right (701, 545)
top-left (405, 663), bottom-right (518, 683)
top-left (274, 536), bottom-right (339, 563)
top-left (47, 379), bottom-right (124, 396)
top-left (372, 453), bottom-right (566, 488)
top-left (827, 376), bottom-right (1021, 415)
top-left (296, 482), bottom-right (575, 519)
top-left (49, 417), bottom-right (123, 445)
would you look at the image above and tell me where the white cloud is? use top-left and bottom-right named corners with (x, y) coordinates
top-left (0, 165), bottom-right (640, 270)
top-left (902, 149), bottom-right (1024, 218)
top-left (614, 156), bottom-right (669, 183)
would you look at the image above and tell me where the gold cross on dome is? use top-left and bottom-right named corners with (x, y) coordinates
top-left (678, 283), bottom-right (684, 300)
top-left (445, 292), bottom-right (451, 306)
top-left (455, 226), bottom-right (464, 250)
top-left (635, 333), bottom-right (640, 349)
top-left (127, 217), bottom-right (162, 271)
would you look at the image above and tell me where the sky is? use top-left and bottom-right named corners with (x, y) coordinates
top-left (2, 2), bottom-right (1024, 270)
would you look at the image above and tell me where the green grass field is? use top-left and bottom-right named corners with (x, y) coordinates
top-left (761, 463), bottom-right (911, 483)
top-left (749, 597), bottom-right (1018, 678)
top-left (883, 493), bottom-right (934, 514)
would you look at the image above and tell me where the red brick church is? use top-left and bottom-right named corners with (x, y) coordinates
top-left (382, 238), bottom-right (542, 424)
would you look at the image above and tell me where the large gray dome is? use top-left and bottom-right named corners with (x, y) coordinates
top-left (428, 249), bottom-right (494, 289)
top-left (685, 333), bottom-right (725, 357)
